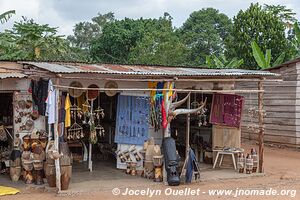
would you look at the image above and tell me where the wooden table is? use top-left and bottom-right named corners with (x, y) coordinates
top-left (212, 149), bottom-right (244, 170)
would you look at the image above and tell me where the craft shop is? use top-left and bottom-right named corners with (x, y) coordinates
top-left (0, 61), bottom-right (278, 192)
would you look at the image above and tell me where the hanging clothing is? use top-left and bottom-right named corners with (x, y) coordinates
top-left (65, 94), bottom-right (71, 128)
top-left (58, 94), bottom-right (66, 123)
top-left (45, 80), bottom-right (56, 124)
top-left (77, 93), bottom-right (85, 109)
top-left (30, 79), bottom-right (49, 116)
top-left (186, 148), bottom-right (198, 183)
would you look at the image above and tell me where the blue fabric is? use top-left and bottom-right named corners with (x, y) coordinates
top-left (186, 148), bottom-right (197, 183)
top-left (115, 95), bottom-right (149, 145)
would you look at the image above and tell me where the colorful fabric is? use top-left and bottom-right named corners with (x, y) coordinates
top-left (148, 81), bottom-right (157, 102)
top-left (210, 94), bottom-right (244, 128)
top-left (115, 95), bottom-right (149, 145)
top-left (64, 94), bottom-right (71, 128)
top-left (161, 99), bottom-right (167, 129)
top-left (0, 186), bottom-right (20, 196)
top-left (77, 93), bottom-right (85, 109)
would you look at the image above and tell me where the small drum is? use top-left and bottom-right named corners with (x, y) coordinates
top-left (126, 161), bottom-right (132, 174)
top-left (130, 162), bottom-right (137, 176)
top-left (153, 155), bottom-right (164, 182)
top-left (33, 160), bottom-right (44, 170)
top-left (153, 155), bottom-right (164, 167)
top-left (39, 136), bottom-right (48, 149)
top-left (22, 160), bottom-right (34, 184)
top-left (22, 135), bottom-right (31, 151)
top-left (22, 160), bottom-right (33, 171)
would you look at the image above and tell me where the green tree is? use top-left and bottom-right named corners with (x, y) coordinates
top-left (90, 13), bottom-right (185, 64)
top-left (292, 22), bottom-right (300, 57)
top-left (0, 18), bottom-right (83, 61)
top-left (263, 4), bottom-right (296, 29)
top-left (179, 8), bottom-right (232, 65)
top-left (226, 3), bottom-right (290, 69)
top-left (128, 30), bottom-right (189, 66)
top-left (0, 10), bottom-right (15, 24)
top-left (206, 54), bottom-right (243, 69)
top-left (67, 12), bottom-right (115, 49)
top-left (251, 41), bottom-right (285, 69)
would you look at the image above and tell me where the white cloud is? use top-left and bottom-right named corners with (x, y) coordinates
top-left (0, 0), bottom-right (300, 36)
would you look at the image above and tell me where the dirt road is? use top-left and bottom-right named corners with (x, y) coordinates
top-left (2, 141), bottom-right (300, 200)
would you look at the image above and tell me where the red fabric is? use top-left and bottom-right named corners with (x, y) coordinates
top-left (161, 99), bottom-right (168, 129)
top-left (210, 94), bottom-right (244, 128)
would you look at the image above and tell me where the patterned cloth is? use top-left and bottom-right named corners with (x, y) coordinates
top-left (115, 95), bottom-right (149, 145)
top-left (210, 94), bottom-right (244, 128)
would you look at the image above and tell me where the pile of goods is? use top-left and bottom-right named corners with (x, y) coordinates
top-left (20, 134), bottom-right (46, 185)
top-left (237, 148), bottom-right (258, 174)
top-left (115, 138), bottom-right (164, 182)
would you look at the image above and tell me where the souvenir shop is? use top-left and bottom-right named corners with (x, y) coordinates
top-left (0, 61), bottom-right (277, 192)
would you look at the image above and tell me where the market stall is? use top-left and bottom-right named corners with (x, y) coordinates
top-left (0, 61), bottom-right (279, 192)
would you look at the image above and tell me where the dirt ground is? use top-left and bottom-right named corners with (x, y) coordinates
top-left (2, 141), bottom-right (300, 200)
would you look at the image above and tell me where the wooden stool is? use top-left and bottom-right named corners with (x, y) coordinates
top-left (213, 149), bottom-right (244, 170)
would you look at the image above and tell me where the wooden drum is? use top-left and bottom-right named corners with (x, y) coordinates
top-left (61, 165), bottom-right (72, 190)
top-left (10, 166), bottom-right (21, 182)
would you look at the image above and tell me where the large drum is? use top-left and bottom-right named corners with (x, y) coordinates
top-left (44, 163), bottom-right (56, 187)
top-left (33, 160), bottom-right (44, 185)
top-left (61, 165), bottom-right (72, 190)
top-left (10, 166), bottom-right (21, 182)
top-left (22, 160), bottom-right (34, 184)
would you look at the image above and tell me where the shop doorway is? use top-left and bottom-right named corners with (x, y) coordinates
top-left (0, 93), bottom-right (14, 173)
top-left (170, 93), bottom-right (213, 168)
top-left (65, 92), bottom-right (119, 176)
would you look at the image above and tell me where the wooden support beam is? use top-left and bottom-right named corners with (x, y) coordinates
top-left (53, 84), bottom-right (264, 94)
top-left (258, 80), bottom-right (265, 173)
top-left (185, 95), bottom-right (191, 159)
top-left (58, 76), bottom-right (282, 83)
top-left (54, 85), bottom-right (61, 192)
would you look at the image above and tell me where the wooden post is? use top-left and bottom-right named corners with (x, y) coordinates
top-left (88, 100), bottom-right (93, 172)
top-left (185, 94), bottom-right (191, 158)
top-left (258, 80), bottom-right (264, 173)
top-left (163, 82), bottom-right (171, 184)
top-left (163, 82), bottom-right (171, 138)
top-left (54, 84), bottom-right (61, 192)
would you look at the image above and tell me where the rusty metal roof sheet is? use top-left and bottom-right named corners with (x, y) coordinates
top-left (0, 72), bottom-right (26, 79)
top-left (0, 62), bottom-right (27, 79)
top-left (20, 61), bottom-right (277, 77)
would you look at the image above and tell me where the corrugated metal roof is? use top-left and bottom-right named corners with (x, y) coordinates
top-left (0, 72), bottom-right (26, 79)
top-left (0, 62), bottom-right (27, 79)
top-left (265, 57), bottom-right (300, 71)
top-left (20, 61), bottom-right (278, 77)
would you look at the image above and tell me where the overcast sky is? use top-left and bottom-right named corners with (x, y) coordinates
top-left (1, 0), bottom-right (300, 36)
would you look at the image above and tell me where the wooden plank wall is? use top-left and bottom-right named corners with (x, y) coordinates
top-left (237, 63), bottom-right (300, 147)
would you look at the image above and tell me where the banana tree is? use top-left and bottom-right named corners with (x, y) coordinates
top-left (292, 22), bottom-right (300, 57)
top-left (251, 41), bottom-right (285, 69)
top-left (0, 10), bottom-right (15, 24)
top-left (206, 54), bottom-right (244, 69)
